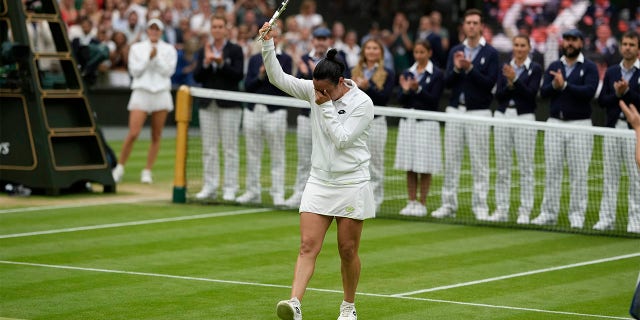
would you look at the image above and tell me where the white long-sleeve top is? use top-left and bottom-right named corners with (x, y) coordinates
top-left (262, 38), bottom-right (374, 184)
top-left (128, 39), bottom-right (177, 93)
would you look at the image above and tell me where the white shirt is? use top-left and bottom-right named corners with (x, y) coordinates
top-left (262, 38), bottom-right (374, 184)
top-left (128, 39), bottom-right (177, 93)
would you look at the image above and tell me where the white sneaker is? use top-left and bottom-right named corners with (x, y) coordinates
top-left (195, 186), bottom-right (217, 200)
top-left (222, 191), bottom-right (236, 201)
top-left (337, 301), bottom-right (357, 320)
top-left (276, 298), bottom-right (302, 320)
top-left (627, 225), bottom-right (640, 234)
top-left (410, 202), bottom-right (427, 217)
top-left (399, 201), bottom-right (416, 216)
top-left (283, 192), bottom-right (303, 209)
top-left (474, 208), bottom-right (491, 221)
top-left (273, 194), bottom-right (285, 206)
top-left (112, 164), bottom-right (124, 183)
top-left (432, 206), bottom-right (455, 219)
top-left (236, 191), bottom-right (261, 204)
top-left (140, 169), bottom-right (153, 184)
top-left (531, 213), bottom-right (557, 226)
top-left (593, 220), bottom-right (614, 231)
top-left (516, 214), bottom-right (530, 225)
top-left (489, 209), bottom-right (509, 222)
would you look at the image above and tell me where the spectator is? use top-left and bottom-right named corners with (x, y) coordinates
top-left (112, 19), bottom-right (177, 184)
top-left (331, 21), bottom-right (346, 50)
top-left (108, 31), bottom-right (131, 87)
top-left (388, 12), bottom-right (414, 75)
top-left (351, 38), bottom-right (395, 213)
top-left (430, 10), bottom-right (450, 52)
top-left (190, 0), bottom-right (213, 37)
top-left (339, 29), bottom-right (360, 70)
top-left (415, 15), bottom-right (445, 68)
top-left (60, 0), bottom-right (79, 26)
top-left (193, 15), bottom-right (245, 201)
top-left (171, 37), bottom-right (199, 87)
top-left (119, 9), bottom-right (146, 44)
top-left (236, 22), bottom-right (292, 206)
top-left (432, 9), bottom-right (499, 221)
top-left (112, 0), bottom-right (130, 33)
top-left (161, 8), bottom-right (183, 47)
top-left (586, 23), bottom-right (621, 67)
top-left (533, 29), bottom-right (599, 229)
top-left (595, 31), bottom-right (640, 233)
top-left (294, 0), bottom-right (323, 31)
top-left (395, 40), bottom-right (444, 217)
top-left (490, 34), bottom-right (543, 224)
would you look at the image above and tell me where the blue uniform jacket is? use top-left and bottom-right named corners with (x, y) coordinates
top-left (398, 65), bottom-right (444, 112)
top-left (244, 51), bottom-right (293, 112)
top-left (444, 43), bottom-right (499, 110)
top-left (540, 56), bottom-right (598, 120)
top-left (495, 61), bottom-right (543, 115)
top-left (598, 63), bottom-right (640, 128)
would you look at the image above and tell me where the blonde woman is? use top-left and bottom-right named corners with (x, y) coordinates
top-left (351, 38), bottom-right (395, 212)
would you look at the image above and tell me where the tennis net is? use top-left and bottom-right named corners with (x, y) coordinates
top-left (173, 86), bottom-right (639, 238)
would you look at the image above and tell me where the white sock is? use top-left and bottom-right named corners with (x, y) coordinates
top-left (291, 297), bottom-right (300, 305)
top-left (341, 300), bottom-right (354, 307)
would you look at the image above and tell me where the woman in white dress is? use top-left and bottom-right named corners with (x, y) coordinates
top-left (112, 19), bottom-right (177, 184)
top-left (258, 23), bottom-right (374, 320)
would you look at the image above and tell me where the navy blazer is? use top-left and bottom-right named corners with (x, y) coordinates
top-left (495, 60), bottom-right (543, 115)
top-left (540, 56), bottom-right (599, 121)
top-left (598, 63), bottom-right (640, 128)
top-left (354, 67), bottom-right (395, 106)
top-left (193, 41), bottom-right (244, 108)
top-left (244, 51), bottom-right (293, 112)
top-left (444, 42), bottom-right (500, 110)
top-left (398, 64), bottom-right (444, 112)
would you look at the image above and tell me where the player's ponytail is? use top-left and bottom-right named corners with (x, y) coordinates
top-left (313, 48), bottom-right (345, 85)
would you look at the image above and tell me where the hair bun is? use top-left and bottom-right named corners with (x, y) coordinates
top-left (326, 48), bottom-right (338, 60)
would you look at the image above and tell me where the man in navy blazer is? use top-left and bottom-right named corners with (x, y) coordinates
top-left (595, 31), bottom-right (640, 234)
top-left (432, 9), bottom-right (499, 221)
top-left (193, 15), bottom-right (245, 202)
top-left (533, 29), bottom-right (599, 229)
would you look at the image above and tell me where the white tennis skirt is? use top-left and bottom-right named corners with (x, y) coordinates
top-left (393, 118), bottom-right (442, 174)
top-left (299, 177), bottom-right (375, 220)
top-left (127, 89), bottom-right (174, 113)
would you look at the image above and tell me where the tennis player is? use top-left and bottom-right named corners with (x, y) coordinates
top-left (259, 22), bottom-right (374, 320)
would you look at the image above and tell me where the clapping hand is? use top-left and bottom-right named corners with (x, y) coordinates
top-left (620, 100), bottom-right (640, 130)
top-left (549, 69), bottom-right (565, 89)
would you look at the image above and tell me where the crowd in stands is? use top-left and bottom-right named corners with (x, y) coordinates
top-left (56, 0), bottom-right (638, 90)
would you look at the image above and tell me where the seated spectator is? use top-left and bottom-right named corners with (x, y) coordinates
top-left (108, 31), bottom-right (131, 87)
top-left (171, 37), bottom-right (199, 87)
top-left (294, 0), bottom-right (323, 30)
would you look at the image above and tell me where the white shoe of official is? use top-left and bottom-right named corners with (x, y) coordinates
top-left (112, 164), bottom-right (124, 183)
top-left (432, 206), bottom-right (455, 219)
top-left (530, 213), bottom-right (557, 226)
top-left (593, 220), bottom-right (614, 231)
top-left (516, 208), bottom-right (531, 224)
top-left (283, 192), bottom-right (303, 209)
top-left (140, 169), bottom-right (153, 184)
top-left (195, 186), bottom-right (217, 200)
top-left (489, 209), bottom-right (509, 222)
top-left (399, 201), bottom-right (417, 216)
top-left (276, 298), bottom-right (302, 320)
top-left (410, 202), bottom-right (427, 217)
top-left (236, 191), bottom-right (261, 204)
top-left (273, 194), bottom-right (285, 206)
top-left (337, 301), bottom-right (357, 320)
top-left (222, 191), bottom-right (236, 202)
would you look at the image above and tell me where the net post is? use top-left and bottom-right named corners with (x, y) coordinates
top-left (172, 85), bottom-right (192, 203)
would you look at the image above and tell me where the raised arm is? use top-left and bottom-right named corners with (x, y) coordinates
top-left (619, 100), bottom-right (640, 169)
top-left (260, 24), bottom-right (312, 102)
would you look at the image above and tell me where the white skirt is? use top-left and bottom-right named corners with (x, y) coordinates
top-left (127, 89), bottom-right (174, 113)
top-left (299, 177), bottom-right (375, 220)
top-left (393, 118), bottom-right (442, 174)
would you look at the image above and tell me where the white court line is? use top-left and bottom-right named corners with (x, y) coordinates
top-left (393, 252), bottom-right (640, 297)
top-left (0, 208), bottom-right (271, 239)
top-left (0, 196), bottom-right (167, 215)
top-left (0, 260), bottom-right (629, 320)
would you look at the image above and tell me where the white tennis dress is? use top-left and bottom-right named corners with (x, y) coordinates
top-left (261, 39), bottom-right (375, 220)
